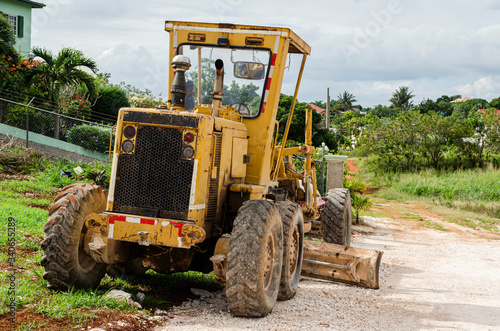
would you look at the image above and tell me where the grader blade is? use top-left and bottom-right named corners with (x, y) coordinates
top-left (301, 240), bottom-right (383, 289)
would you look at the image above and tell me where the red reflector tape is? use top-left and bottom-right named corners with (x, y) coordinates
top-left (109, 215), bottom-right (126, 224)
top-left (141, 218), bottom-right (155, 225)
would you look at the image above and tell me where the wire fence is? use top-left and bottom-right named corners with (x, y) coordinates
top-left (0, 96), bottom-right (114, 160)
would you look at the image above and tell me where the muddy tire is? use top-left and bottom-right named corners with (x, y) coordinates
top-left (323, 188), bottom-right (352, 246)
top-left (277, 202), bottom-right (304, 301)
top-left (41, 183), bottom-right (107, 290)
top-left (226, 200), bottom-right (283, 317)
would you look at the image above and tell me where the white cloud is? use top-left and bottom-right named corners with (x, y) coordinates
top-left (97, 44), bottom-right (168, 95)
top-left (453, 76), bottom-right (499, 100)
top-left (29, 0), bottom-right (500, 106)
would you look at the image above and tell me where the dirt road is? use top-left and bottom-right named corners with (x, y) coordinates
top-left (154, 216), bottom-right (500, 331)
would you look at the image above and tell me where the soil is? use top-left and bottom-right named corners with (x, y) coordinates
top-left (150, 216), bottom-right (500, 331)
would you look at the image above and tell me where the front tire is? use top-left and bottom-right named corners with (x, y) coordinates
top-left (226, 200), bottom-right (283, 317)
top-left (41, 183), bottom-right (107, 290)
top-left (277, 202), bottom-right (304, 301)
top-left (323, 188), bottom-right (352, 246)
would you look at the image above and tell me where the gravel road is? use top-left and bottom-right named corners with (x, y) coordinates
top-left (154, 216), bottom-right (500, 331)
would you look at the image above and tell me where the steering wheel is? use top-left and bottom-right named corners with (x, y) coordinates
top-left (231, 103), bottom-right (251, 116)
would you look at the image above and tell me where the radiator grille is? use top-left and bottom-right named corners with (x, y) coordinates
top-left (113, 125), bottom-right (194, 220)
top-left (205, 133), bottom-right (222, 220)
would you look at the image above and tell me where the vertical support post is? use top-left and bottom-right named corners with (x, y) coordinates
top-left (197, 46), bottom-right (202, 105)
top-left (25, 97), bottom-right (35, 148)
top-left (321, 142), bottom-right (325, 196)
top-left (273, 54), bottom-right (308, 181)
top-left (305, 106), bottom-right (313, 208)
top-left (326, 87), bottom-right (330, 130)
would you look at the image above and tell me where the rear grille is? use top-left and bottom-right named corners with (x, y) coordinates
top-left (205, 133), bottom-right (222, 220)
top-left (113, 125), bottom-right (194, 220)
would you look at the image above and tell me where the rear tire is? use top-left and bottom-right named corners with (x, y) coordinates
top-left (226, 200), bottom-right (283, 317)
top-left (323, 188), bottom-right (352, 246)
top-left (41, 183), bottom-right (107, 290)
top-left (277, 202), bottom-right (304, 301)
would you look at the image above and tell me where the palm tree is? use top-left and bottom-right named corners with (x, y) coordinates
top-left (390, 86), bottom-right (415, 110)
top-left (336, 91), bottom-right (357, 111)
top-left (25, 47), bottom-right (98, 104)
top-left (0, 16), bottom-right (19, 74)
top-left (25, 47), bottom-right (98, 138)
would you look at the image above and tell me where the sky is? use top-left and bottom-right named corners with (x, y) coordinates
top-left (29, 0), bottom-right (500, 108)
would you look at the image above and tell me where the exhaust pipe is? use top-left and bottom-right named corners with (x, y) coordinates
top-left (171, 55), bottom-right (191, 111)
top-left (211, 59), bottom-right (224, 117)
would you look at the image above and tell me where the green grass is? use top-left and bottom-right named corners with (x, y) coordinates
top-left (0, 142), bottom-right (225, 329)
top-left (367, 167), bottom-right (500, 202)
top-left (359, 163), bottom-right (500, 231)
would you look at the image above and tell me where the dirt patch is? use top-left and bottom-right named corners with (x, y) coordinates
top-left (1, 309), bottom-right (160, 331)
top-left (346, 158), bottom-right (358, 176)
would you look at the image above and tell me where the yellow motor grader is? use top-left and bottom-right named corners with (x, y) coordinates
top-left (41, 21), bottom-right (382, 317)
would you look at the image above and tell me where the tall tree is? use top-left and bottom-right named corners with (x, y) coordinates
top-left (336, 91), bottom-right (357, 111)
top-left (25, 47), bottom-right (98, 105)
top-left (390, 86), bottom-right (415, 110)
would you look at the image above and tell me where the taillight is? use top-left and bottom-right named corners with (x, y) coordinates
top-left (184, 132), bottom-right (194, 143)
top-left (124, 125), bottom-right (136, 139)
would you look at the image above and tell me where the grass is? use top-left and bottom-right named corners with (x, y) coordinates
top-left (0, 142), bottom-right (222, 329)
top-left (359, 162), bottom-right (500, 232)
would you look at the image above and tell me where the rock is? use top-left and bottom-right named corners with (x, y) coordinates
top-left (105, 289), bottom-right (133, 304)
top-left (190, 288), bottom-right (212, 298)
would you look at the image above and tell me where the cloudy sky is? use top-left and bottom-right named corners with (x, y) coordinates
top-left (30, 0), bottom-right (500, 108)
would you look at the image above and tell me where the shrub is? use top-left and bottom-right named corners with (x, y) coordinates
top-left (90, 85), bottom-right (130, 123)
top-left (67, 124), bottom-right (114, 153)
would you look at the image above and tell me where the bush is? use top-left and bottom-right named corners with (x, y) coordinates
top-left (67, 124), bottom-right (114, 153)
top-left (90, 85), bottom-right (130, 123)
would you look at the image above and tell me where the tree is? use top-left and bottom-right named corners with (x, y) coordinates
top-left (390, 86), bottom-right (415, 110)
top-left (25, 47), bottom-right (98, 138)
top-left (25, 47), bottom-right (98, 105)
top-left (335, 91), bottom-right (357, 112)
top-left (452, 98), bottom-right (489, 119)
top-left (0, 16), bottom-right (19, 76)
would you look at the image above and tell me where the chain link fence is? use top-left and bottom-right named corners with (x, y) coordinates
top-left (0, 97), bottom-right (114, 161)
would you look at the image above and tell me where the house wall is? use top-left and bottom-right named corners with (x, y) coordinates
top-left (0, 0), bottom-right (33, 56)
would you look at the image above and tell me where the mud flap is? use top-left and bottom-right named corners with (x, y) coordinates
top-left (301, 241), bottom-right (383, 289)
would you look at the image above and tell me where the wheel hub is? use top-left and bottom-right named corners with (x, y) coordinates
top-left (263, 232), bottom-right (275, 291)
top-left (289, 224), bottom-right (300, 277)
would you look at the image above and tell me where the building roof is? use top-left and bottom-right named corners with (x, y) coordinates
top-left (450, 97), bottom-right (471, 104)
top-left (9, 0), bottom-right (45, 8)
top-left (478, 109), bottom-right (500, 115)
top-left (307, 103), bottom-right (326, 115)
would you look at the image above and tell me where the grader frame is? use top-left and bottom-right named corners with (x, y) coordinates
top-left (41, 21), bottom-right (382, 318)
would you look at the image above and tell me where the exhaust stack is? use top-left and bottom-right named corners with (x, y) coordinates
top-left (211, 59), bottom-right (224, 117)
top-left (170, 55), bottom-right (191, 111)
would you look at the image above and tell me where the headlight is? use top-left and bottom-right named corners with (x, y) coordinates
top-left (181, 145), bottom-right (195, 158)
top-left (122, 139), bottom-right (134, 153)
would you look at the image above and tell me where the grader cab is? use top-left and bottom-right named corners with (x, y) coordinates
top-left (41, 21), bottom-right (382, 317)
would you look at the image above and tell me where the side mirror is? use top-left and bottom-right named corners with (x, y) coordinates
top-left (234, 62), bottom-right (265, 80)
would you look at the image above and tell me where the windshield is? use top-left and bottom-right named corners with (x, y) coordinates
top-left (178, 44), bottom-right (272, 117)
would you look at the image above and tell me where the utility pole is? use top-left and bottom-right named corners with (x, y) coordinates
top-left (326, 88), bottom-right (330, 130)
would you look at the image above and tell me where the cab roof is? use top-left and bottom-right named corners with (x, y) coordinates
top-left (165, 21), bottom-right (311, 55)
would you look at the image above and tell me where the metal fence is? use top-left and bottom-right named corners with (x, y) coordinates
top-left (0, 97), bottom-right (114, 160)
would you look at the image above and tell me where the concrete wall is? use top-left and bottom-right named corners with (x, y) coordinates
top-left (0, 122), bottom-right (109, 161)
top-left (326, 161), bottom-right (344, 190)
top-left (0, 0), bottom-right (36, 56)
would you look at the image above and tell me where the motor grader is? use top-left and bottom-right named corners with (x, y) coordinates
top-left (41, 21), bottom-right (382, 317)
